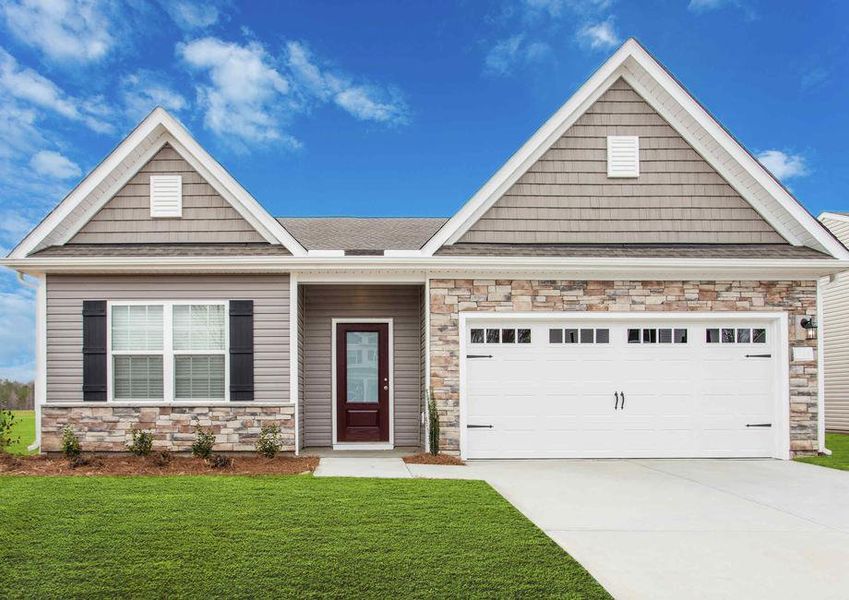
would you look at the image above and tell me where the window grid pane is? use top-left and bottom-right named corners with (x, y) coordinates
top-left (173, 304), bottom-right (225, 352)
top-left (114, 355), bottom-right (163, 399)
top-left (175, 355), bottom-right (225, 400)
top-left (111, 305), bottom-right (163, 351)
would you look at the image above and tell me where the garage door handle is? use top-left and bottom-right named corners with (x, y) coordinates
top-left (614, 391), bottom-right (620, 410)
top-left (745, 354), bottom-right (771, 358)
top-left (466, 354), bottom-right (493, 359)
top-left (467, 424), bottom-right (493, 429)
top-left (620, 391), bottom-right (625, 409)
top-left (746, 423), bottom-right (772, 428)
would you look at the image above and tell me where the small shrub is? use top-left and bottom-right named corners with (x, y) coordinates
top-left (255, 424), bottom-right (282, 458)
top-left (150, 450), bottom-right (173, 468)
top-left (207, 453), bottom-right (233, 469)
top-left (61, 425), bottom-right (81, 458)
top-left (0, 403), bottom-right (18, 453)
top-left (126, 428), bottom-right (153, 456)
top-left (191, 426), bottom-right (215, 459)
top-left (427, 388), bottom-right (440, 456)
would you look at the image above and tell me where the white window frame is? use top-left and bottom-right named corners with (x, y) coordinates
top-left (107, 300), bottom-right (230, 403)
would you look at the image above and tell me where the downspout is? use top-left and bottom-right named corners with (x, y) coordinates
top-left (817, 276), bottom-right (831, 455)
top-left (17, 272), bottom-right (44, 453)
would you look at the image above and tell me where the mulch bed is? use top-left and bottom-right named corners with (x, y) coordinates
top-left (0, 452), bottom-right (319, 476)
top-left (403, 453), bottom-right (465, 466)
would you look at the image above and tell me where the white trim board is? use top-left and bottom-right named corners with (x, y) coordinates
top-left (330, 318), bottom-right (395, 449)
top-left (421, 38), bottom-right (848, 260)
top-left (458, 311), bottom-right (791, 461)
top-left (9, 108), bottom-right (307, 258)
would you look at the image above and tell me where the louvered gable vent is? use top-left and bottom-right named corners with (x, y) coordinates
top-left (606, 135), bottom-right (639, 178)
top-left (149, 174), bottom-right (183, 217)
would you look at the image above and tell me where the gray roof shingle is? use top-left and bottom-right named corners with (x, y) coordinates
top-left (32, 243), bottom-right (292, 257)
top-left (435, 243), bottom-right (832, 259)
top-left (276, 217), bottom-right (447, 251)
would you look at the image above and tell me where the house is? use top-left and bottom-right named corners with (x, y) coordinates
top-left (3, 38), bottom-right (847, 459)
top-left (818, 212), bottom-right (849, 433)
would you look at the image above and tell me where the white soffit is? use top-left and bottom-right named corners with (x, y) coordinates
top-left (9, 108), bottom-right (307, 258)
top-left (421, 39), bottom-right (849, 259)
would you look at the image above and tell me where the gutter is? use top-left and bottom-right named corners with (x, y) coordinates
top-left (2, 256), bottom-right (849, 280)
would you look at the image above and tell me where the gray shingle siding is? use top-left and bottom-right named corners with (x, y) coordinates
top-left (457, 78), bottom-right (786, 245)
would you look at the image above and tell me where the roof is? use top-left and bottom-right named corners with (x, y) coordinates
top-left (276, 217), bottom-right (447, 251)
top-left (31, 243), bottom-right (293, 257)
top-left (436, 244), bottom-right (831, 259)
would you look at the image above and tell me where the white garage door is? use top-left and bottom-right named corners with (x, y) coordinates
top-left (464, 317), bottom-right (782, 459)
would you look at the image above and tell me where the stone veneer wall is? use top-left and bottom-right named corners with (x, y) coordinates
top-left (42, 404), bottom-right (295, 453)
top-left (429, 279), bottom-right (819, 455)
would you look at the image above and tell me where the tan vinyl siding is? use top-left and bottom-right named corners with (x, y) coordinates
top-left (302, 285), bottom-right (423, 447)
top-left (46, 274), bottom-right (290, 403)
top-left (459, 78), bottom-right (785, 245)
top-left (68, 144), bottom-right (266, 244)
top-left (821, 217), bottom-right (849, 432)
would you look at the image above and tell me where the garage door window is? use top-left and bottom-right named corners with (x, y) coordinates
top-left (549, 328), bottom-right (609, 344)
top-left (628, 328), bottom-right (687, 344)
top-left (471, 328), bottom-right (531, 344)
top-left (706, 327), bottom-right (766, 344)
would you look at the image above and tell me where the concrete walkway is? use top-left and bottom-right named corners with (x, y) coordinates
top-left (313, 456), bottom-right (478, 479)
top-left (314, 456), bottom-right (849, 600)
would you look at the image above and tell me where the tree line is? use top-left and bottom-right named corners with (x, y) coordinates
top-left (0, 380), bottom-right (34, 410)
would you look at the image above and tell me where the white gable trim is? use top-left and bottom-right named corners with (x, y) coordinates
top-left (421, 39), bottom-right (849, 260)
top-left (10, 108), bottom-right (306, 258)
top-left (819, 212), bottom-right (849, 224)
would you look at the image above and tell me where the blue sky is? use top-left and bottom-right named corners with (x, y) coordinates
top-left (0, 0), bottom-right (847, 380)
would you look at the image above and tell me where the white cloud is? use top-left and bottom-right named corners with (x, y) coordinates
top-left (688, 0), bottom-right (726, 11)
top-left (121, 71), bottom-right (189, 120)
top-left (576, 19), bottom-right (620, 50)
top-left (29, 150), bottom-right (81, 179)
top-left (178, 37), bottom-right (297, 147)
top-left (757, 150), bottom-right (809, 181)
top-left (1, 0), bottom-right (113, 62)
top-left (286, 41), bottom-right (409, 125)
top-left (162, 0), bottom-right (220, 30)
top-left (0, 48), bottom-right (113, 133)
top-left (523, 0), bottom-right (611, 18)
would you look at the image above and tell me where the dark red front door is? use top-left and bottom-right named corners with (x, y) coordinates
top-left (336, 322), bottom-right (389, 442)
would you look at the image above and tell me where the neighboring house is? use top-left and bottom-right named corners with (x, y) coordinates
top-left (818, 212), bottom-right (849, 433)
top-left (3, 39), bottom-right (847, 459)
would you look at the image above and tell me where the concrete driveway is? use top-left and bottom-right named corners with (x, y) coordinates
top-left (465, 459), bottom-right (849, 600)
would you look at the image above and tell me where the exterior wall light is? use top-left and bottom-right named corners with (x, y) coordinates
top-left (800, 316), bottom-right (817, 340)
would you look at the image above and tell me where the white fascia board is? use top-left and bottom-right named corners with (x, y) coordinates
top-left (421, 38), bottom-right (849, 260)
top-left (10, 108), bottom-right (307, 258)
top-left (306, 250), bottom-right (346, 257)
top-left (4, 255), bottom-right (848, 280)
top-left (8, 113), bottom-right (166, 259)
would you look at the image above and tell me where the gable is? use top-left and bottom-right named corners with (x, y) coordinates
top-left (458, 79), bottom-right (785, 245)
top-left (821, 215), bottom-right (849, 247)
top-left (67, 144), bottom-right (266, 245)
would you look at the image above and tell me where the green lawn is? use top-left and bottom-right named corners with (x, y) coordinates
top-left (0, 476), bottom-right (609, 599)
top-left (796, 432), bottom-right (849, 471)
top-left (6, 410), bottom-right (35, 455)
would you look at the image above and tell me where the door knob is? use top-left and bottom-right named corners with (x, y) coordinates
top-left (383, 385), bottom-right (389, 391)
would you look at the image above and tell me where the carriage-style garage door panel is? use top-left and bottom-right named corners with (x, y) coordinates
top-left (464, 316), bottom-right (782, 459)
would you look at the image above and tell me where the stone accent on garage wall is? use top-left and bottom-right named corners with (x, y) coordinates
top-left (428, 280), bottom-right (818, 455)
top-left (41, 404), bottom-right (295, 453)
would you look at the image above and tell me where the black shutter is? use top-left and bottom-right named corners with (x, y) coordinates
top-left (229, 300), bottom-right (254, 401)
top-left (82, 300), bottom-right (107, 402)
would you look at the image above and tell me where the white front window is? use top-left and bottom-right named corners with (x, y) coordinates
top-left (109, 302), bottom-right (228, 402)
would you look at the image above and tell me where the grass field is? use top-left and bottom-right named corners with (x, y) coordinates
top-left (0, 476), bottom-right (609, 599)
top-left (6, 410), bottom-right (34, 455)
top-left (796, 433), bottom-right (849, 471)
